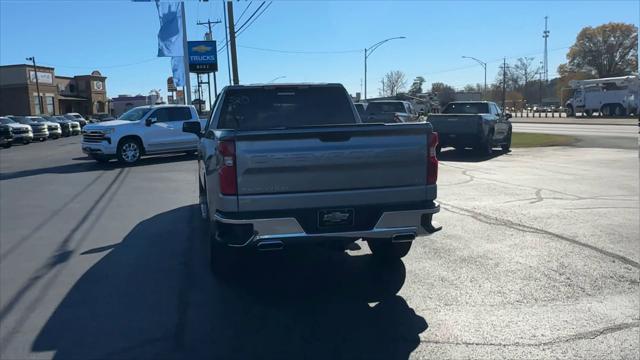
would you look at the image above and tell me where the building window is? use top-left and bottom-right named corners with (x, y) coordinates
top-left (96, 101), bottom-right (105, 113)
top-left (69, 84), bottom-right (75, 93)
top-left (34, 95), bottom-right (41, 115)
top-left (46, 96), bottom-right (55, 114)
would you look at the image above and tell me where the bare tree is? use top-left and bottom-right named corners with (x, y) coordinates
top-left (379, 70), bottom-right (407, 96)
top-left (514, 57), bottom-right (541, 87)
top-left (431, 82), bottom-right (456, 106)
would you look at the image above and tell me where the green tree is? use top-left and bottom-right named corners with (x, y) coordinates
top-left (430, 82), bottom-right (456, 106)
top-left (408, 76), bottom-right (425, 95)
top-left (560, 22), bottom-right (638, 78)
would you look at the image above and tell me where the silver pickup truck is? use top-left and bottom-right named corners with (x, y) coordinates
top-left (183, 84), bottom-right (441, 274)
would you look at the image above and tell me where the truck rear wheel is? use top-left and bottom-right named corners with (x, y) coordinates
top-left (366, 238), bottom-right (412, 260)
top-left (614, 105), bottom-right (626, 116)
top-left (501, 130), bottom-right (512, 152)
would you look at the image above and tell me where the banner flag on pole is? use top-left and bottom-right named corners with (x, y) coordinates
top-left (171, 56), bottom-right (185, 87)
top-left (156, 1), bottom-right (184, 57)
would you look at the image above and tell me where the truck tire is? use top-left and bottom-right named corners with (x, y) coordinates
top-left (600, 105), bottom-right (612, 117)
top-left (366, 238), bottom-right (412, 260)
top-left (585, 109), bottom-right (593, 117)
top-left (501, 130), bottom-right (512, 152)
top-left (476, 131), bottom-right (493, 156)
top-left (614, 105), bottom-right (626, 117)
top-left (117, 138), bottom-right (142, 164)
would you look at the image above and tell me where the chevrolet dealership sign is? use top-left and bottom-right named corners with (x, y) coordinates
top-left (188, 40), bottom-right (217, 73)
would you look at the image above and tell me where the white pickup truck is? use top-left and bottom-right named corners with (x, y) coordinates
top-left (81, 105), bottom-right (204, 164)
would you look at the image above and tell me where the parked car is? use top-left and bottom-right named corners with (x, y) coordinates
top-left (81, 104), bottom-right (203, 164)
top-left (0, 116), bottom-right (33, 144)
top-left (426, 101), bottom-right (512, 155)
top-left (362, 100), bottom-right (419, 123)
top-left (26, 116), bottom-right (61, 139)
top-left (94, 114), bottom-right (116, 122)
top-left (182, 83), bottom-right (441, 275)
top-left (56, 116), bottom-right (81, 135)
top-left (7, 116), bottom-right (48, 141)
top-left (0, 124), bottom-right (13, 148)
top-left (64, 113), bottom-right (88, 128)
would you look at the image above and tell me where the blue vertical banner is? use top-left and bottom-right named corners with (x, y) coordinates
top-left (155, 1), bottom-right (184, 57)
top-left (171, 56), bottom-right (185, 87)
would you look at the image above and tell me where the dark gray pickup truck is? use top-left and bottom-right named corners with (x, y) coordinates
top-left (183, 83), bottom-right (441, 275)
top-left (427, 101), bottom-right (512, 155)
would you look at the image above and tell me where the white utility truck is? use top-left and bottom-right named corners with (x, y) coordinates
top-left (565, 75), bottom-right (639, 117)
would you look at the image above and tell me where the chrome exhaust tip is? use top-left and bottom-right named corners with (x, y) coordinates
top-left (256, 240), bottom-right (284, 251)
top-left (391, 233), bottom-right (416, 243)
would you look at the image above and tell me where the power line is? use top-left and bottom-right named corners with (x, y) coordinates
top-left (238, 45), bottom-right (360, 54)
top-left (235, 2), bottom-right (266, 34)
top-left (235, 2), bottom-right (252, 26)
top-left (217, 2), bottom-right (272, 54)
top-left (38, 57), bottom-right (162, 70)
top-left (236, 1), bottom-right (271, 36)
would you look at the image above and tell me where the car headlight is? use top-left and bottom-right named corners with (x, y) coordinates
top-left (101, 128), bottom-right (115, 134)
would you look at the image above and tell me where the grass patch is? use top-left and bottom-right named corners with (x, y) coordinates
top-left (511, 133), bottom-right (577, 148)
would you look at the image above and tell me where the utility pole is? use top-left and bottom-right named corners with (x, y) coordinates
top-left (222, 1), bottom-right (232, 85)
top-left (226, 1), bottom-right (239, 85)
top-left (197, 18), bottom-right (221, 110)
top-left (502, 58), bottom-right (507, 111)
top-left (26, 57), bottom-right (44, 115)
top-left (543, 16), bottom-right (549, 83)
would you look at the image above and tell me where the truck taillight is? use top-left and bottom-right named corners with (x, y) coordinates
top-left (427, 132), bottom-right (439, 185)
top-left (218, 140), bottom-right (237, 195)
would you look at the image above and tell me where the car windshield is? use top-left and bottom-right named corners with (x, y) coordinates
top-left (0, 118), bottom-right (15, 124)
top-left (218, 87), bottom-right (356, 130)
top-left (442, 102), bottom-right (489, 114)
top-left (118, 108), bottom-right (151, 121)
top-left (365, 102), bottom-right (405, 113)
top-left (28, 117), bottom-right (47, 122)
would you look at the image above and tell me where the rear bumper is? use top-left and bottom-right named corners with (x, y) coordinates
top-left (213, 203), bottom-right (441, 247)
top-left (437, 133), bottom-right (482, 147)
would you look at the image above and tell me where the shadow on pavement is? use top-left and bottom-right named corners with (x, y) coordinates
top-left (0, 153), bottom-right (196, 181)
top-left (438, 148), bottom-right (508, 162)
top-left (33, 205), bottom-right (427, 360)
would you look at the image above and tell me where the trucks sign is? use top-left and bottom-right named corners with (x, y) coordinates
top-left (187, 40), bottom-right (217, 73)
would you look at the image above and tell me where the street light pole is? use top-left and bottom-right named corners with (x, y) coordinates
top-left (461, 56), bottom-right (487, 99)
top-left (26, 56), bottom-right (44, 115)
top-left (364, 36), bottom-right (406, 100)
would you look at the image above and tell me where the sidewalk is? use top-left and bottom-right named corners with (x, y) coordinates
top-left (510, 116), bottom-right (637, 126)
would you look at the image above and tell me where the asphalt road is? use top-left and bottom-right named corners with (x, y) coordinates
top-left (512, 123), bottom-right (638, 149)
top-left (0, 136), bottom-right (638, 359)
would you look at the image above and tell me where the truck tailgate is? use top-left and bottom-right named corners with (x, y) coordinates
top-left (232, 124), bottom-right (429, 198)
top-left (427, 114), bottom-right (480, 134)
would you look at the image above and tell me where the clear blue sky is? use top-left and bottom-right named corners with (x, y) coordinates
top-left (1, 0), bottom-right (638, 100)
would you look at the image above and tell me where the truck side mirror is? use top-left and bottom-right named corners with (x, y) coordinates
top-left (145, 117), bottom-right (156, 127)
top-left (505, 113), bottom-right (512, 120)
top-left (182, 121), bottom-right (202, 136)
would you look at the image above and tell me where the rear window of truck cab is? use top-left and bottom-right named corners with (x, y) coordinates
top-left (217, 86), bottom-right (356, 130)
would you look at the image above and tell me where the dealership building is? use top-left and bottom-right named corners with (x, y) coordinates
top-left (0, 64), bottom-right (108, 117)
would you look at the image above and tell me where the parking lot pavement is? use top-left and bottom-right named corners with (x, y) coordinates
top-left (1, 137), bottom-right (638, 359)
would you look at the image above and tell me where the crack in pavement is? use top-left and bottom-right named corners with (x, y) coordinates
top-left (420, 321), bottom-right (640, 347)
top-left (441, 164), bottom-right (638, 205)
top-left (439, 201), bottom-right (640, 269)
